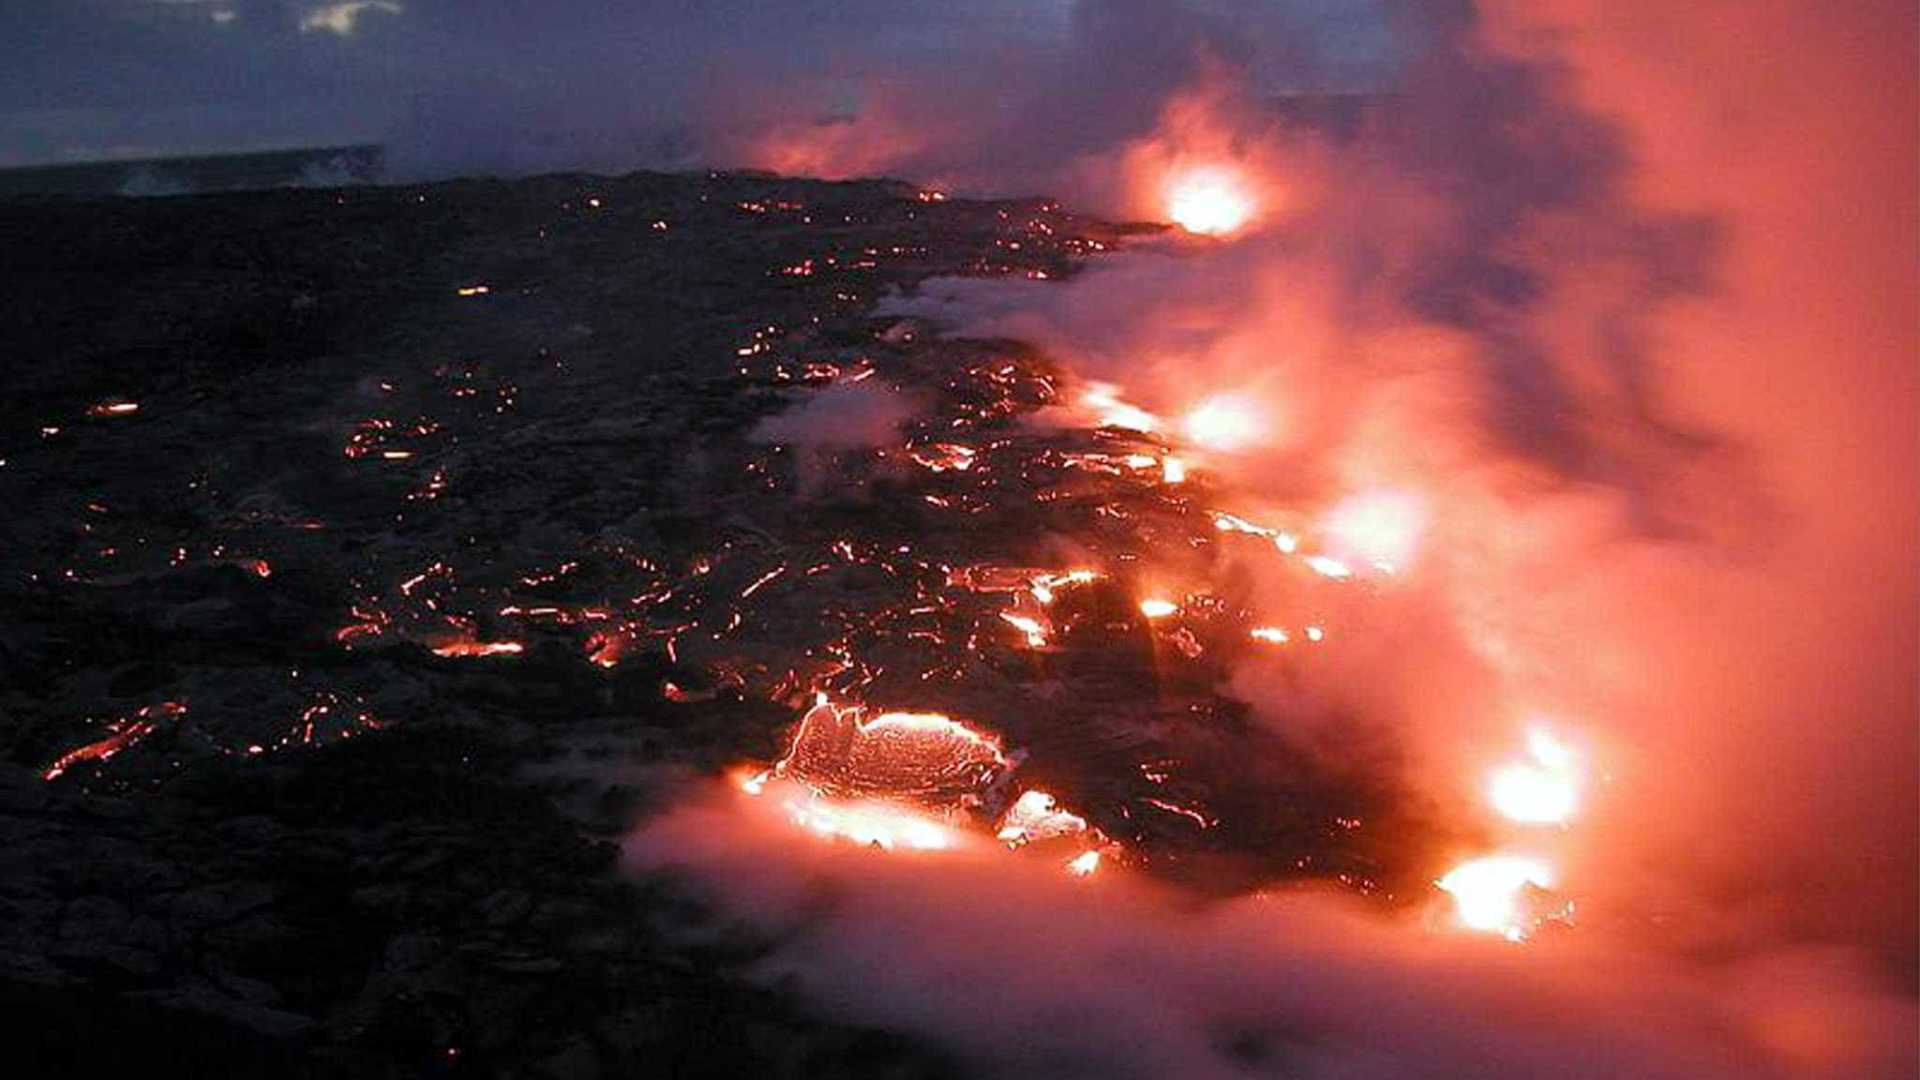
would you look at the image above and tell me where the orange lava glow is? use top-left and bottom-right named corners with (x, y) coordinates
top-left (1322, 490), bottom-right (1426, 574)
top-left (1165, 166), bottom-right (1254, 236)
top-left (1081, 382), bottom-right (1159, 433)
top-left (775, 694), bottom-right (1008, 803)
top-left (998, 612), bottom-right (1049, 648)
top-left (430, 640), bottom-right (524, 658)
top-left (909, 443), bottom-right (978, 472)
top-left (584, 630), bottom-right (628, 669)
top-left (1182, 395), bottom-right (1263, 451)
top-left (43, 702), bottom-right (186, 781)
top-left (1029, 569), bottom-right (1098, 605)
top-left (1488, 729), bottom-right (1581, 825)
top-left (778, 790), bottom-right (959, 851)
top-left (742, 772), bottom-right (958, 851)
top-left (1304, 555), bottom-right (1353, 580)
top-left (1436, 854), bottom-right (1559, 941)
top-left (995, 789), bottom-right (1088, 847)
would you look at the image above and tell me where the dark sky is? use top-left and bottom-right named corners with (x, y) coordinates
top-left (0, 1), bottom-right (1397, 168)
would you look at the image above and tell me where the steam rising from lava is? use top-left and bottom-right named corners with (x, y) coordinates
top-left (618, 0), bottom-right (1917, 1075)
top-left (874, 0), bottom-right (1915, 966)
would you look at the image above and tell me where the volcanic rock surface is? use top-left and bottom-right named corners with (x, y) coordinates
top-left (0, 170), bottom-right (1430, 1075)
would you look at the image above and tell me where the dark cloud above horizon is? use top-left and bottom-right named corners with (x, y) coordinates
top-left (0, 0), bottom-right (1400, 169)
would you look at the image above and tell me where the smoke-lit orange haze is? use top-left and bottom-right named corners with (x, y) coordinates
top-left (874, 0), bottom-right (1918, 960)
top-left (1480, 0), bottom-right (1919, 956)
top-left (630, 1), bottom-right (1917, 1074)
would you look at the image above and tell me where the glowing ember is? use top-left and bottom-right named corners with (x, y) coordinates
top-left (1323, 491), bottom-right (1427, 574)
top-left (910, 443), bottom-right (977, 472)
top-left (87, 401), bottom-right (141, 417)
top-left (1437, 854), bottom-right (1560, 941)
top-left (1138, 598), bottom-right (1178, 619)
top-left (1081, 382), bottom-right (1158, 432)
top-left (1211, 512), bottom-right (1270, 536)
top-left (1165, 166), bottom-right (1254, 236)
top-left (1249, 626), bottom-right (1290, 644)
top-left (1182, 395), bottom-right (1263, 451)
top-left (1210, 512), bottom-right (1303, 561)
top-left (430, 640), bottom-right (524, 658)
top-left (1030, 570), bottom-right (1098, 605)
top-left (584, 630), bottom-right (628, 668)
top-left (998, 611), bottom-right (1049, 647)
top-left (1304, 555), bottom-right (1353, 580)
top-left (1161, 456), bottom-right (1186, 483)
top-left (664, 681), bottom-right (720, 703)
top-left (995, 789), bottom-right (1088, 847)
top-left (1489, 729), bottom-right (1581, 825)
top-left (1066, 850), bottom-right (1102, 876)
top-left (43, 702), bottom-right (186, 781)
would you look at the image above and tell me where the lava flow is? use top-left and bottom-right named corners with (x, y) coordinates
top-left (738, 694), bottom-right (1110, 874)
top-left (1434, 728), bottom-right (1586, 940)
top-left (26, 174), bottom-right (1600, 939)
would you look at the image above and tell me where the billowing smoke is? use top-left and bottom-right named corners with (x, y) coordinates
top-left (631, 782), bottom-right (1914, 1078)
top-left (750, 380), bottom-right (917, 451)
top-left (622, 0), bottom-right (1917, 1075)
top-left (748, 380), bottom-right (921, 497)
top-left (381, 1), bottom-right (1397, 191)
top-left (880, 0), bottom-right (1918, 957)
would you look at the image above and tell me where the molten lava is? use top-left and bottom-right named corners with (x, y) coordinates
top-left (738, 693), bottom-right (1119, 874)
top-left (1304, 555), bottom-right (1354, 580)
top-left (430, 640), bottom-right (524, 658)
top-left (43, 702), bottom-right (186, 781)
top-left (774, 695), bottom-right (1008, 803)
top-left (998, 612), bottom-right (1050, 648)
top-left (1488, 729), bottom-right (1581, 825)
top-left (995, 789), bottom-right (1088, 847)
top-left (776, 784), bottom-right (959, 851)
top-left (1436, 854), bottom-right (1574, 942)
top-left (1081, 382), bottom-right (1159, 433)
top-left (1182, 395), bottom-right (1263, 451)
top-left (1165, 166), bottom-right (1254, 236)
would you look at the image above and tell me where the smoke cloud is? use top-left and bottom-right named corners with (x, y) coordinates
top-left (883, 0), bottom-right (1917, 958)
top-left (630, 781), bottom-right (1915, 1079)
top-left (624, 0), bottom-right (1916, 1075)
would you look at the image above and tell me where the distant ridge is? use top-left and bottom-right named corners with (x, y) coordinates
top-left (0, 144), bottom-right (384, 199)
